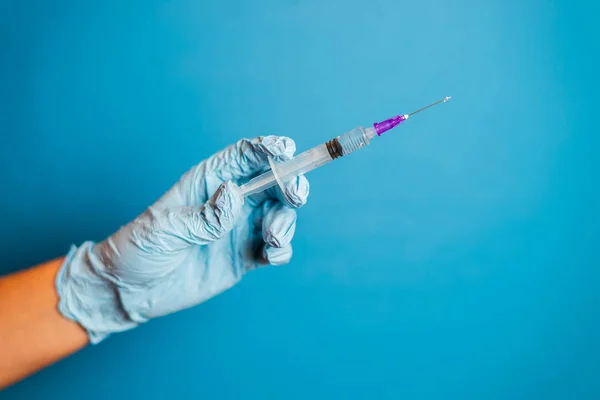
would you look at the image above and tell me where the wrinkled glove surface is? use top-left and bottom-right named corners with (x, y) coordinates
top-left (57, 136), bottom-right (309, 343)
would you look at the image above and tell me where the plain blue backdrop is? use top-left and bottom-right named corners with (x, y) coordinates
top-left (1, 0), bottom-right (599, 398)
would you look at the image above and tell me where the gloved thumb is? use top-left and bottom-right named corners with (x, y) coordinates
top-left (169, 181), bottom-right (243, 245)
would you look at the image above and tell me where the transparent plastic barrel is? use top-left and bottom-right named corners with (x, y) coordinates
top-left (238, 126), bottom-right (376, 199)
top-left (238, 144), bottom-right (331, 197)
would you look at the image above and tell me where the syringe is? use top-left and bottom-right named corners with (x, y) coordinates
top-left (238, 96), bottom-right (451, 203)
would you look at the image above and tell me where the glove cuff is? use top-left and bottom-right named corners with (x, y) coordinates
top-left (56, 242), bottom-right (138, 344)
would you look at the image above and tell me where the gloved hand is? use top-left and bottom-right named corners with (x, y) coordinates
top-left (57, 136), bottom-right (309, 343)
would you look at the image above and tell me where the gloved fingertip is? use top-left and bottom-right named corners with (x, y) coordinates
top-left (262, 244), bottom-right (293, 266)
top-left (212, 181), bottom-right (244, 231)
top-left (262, 203), bottom-right (296, 247)
top-left (260, 136), bottom-right (296, 161)
top-left (281, 175), bottom-right (310, 208)
top-left (215, 181), bottom-right (243, 207)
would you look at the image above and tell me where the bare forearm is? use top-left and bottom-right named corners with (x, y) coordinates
top-left (0, 258), bottom-right (88, 388)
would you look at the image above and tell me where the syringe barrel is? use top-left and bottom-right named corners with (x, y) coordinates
top-left (275, 143), bottom-right (333, 182)
top-left (238, 144), bottom-right (332, 197)
top-left (238, 127), bottom-right (375, 198)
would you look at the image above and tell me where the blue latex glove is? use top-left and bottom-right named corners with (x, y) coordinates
top-left (57, 136), bottom-right (309, 343)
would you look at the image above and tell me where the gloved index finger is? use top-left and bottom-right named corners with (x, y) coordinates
top-left (208, 136), bottom-right (296, 183)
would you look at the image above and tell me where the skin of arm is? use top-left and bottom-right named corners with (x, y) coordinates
top-left (0, 257), bottom-right (89, 389)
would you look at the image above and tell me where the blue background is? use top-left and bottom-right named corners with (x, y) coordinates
top-left (1, 0), bottom-right (599, 398)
